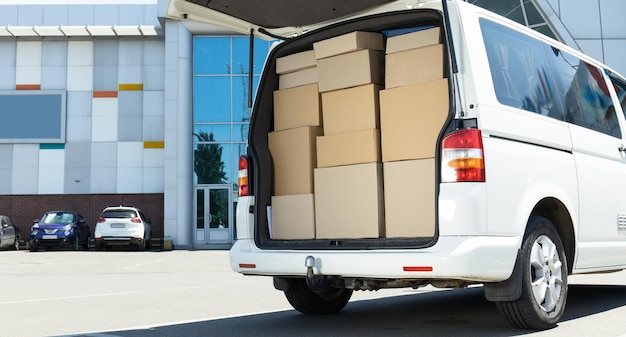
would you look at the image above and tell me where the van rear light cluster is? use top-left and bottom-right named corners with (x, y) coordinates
top-left (97, 217), bottom-right (105, 223)
top-left (238, 156), bottom-right (249, 197)
top-left (441, 129), bottom-right (485, 182)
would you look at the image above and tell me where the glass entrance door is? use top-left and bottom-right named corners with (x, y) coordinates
top-left (194, 185), bottom-right (233, 245)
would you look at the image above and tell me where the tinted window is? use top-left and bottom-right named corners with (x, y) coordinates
top-left (609, 72), bottom-right (626, 119)
top-left (550, 49), bottom-right (620, 138)
top-left (481, 18), bottom-right (621, 138)
top-left (102, 210), bottom-right (138, 219)
top-left (480, 19), bottom-right (561, 119)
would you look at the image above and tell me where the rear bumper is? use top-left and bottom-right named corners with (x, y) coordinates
top-left (95, 236), bottom-right (144, 246)
top-left (30, 235), bottom-right (78, 246)
top-left (229, 235), bottom-right (521, 282)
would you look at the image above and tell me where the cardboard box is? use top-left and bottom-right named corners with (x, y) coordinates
top-left (383, 159), bottom-right (436, 238)
top-left (273, 83), bottom-right (321, 132)
top-left (269, 126), bottom-right (323, 195)
top-left (314, 163), bottom-right (384, 239)
top-left (386, 27), bottom-right (441, 54)
top-left (276, 50), bottom-right (316, 74)
top-left (271, 194), bottom-right (316, 239)
top-left (321, 84), bottom-right (381, 135)
top-left (313, 31), bottom-right (384, 60)
top-left (379, 78), bottom-right (449, 162)
top-left (317, 49), bottom-right (384, 93)
top-left (279, 67), bottom-right (318, 89)
top-left (385, 44), bottom-right (444, 89)
top-left (316, 129), bottom-right (381, 168)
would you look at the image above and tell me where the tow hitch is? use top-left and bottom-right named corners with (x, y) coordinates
top-left (305, 256), bottom-right (332, 291)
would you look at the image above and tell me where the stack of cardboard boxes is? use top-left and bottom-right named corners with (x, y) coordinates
top-left (380, 27), bottom-right (447, 238)
top-left (269, 26), bottom-right (447, 240)
top-left (314, 32), bottom-right (385, 239)
top-left (269, 50), bottom-right (321, 239)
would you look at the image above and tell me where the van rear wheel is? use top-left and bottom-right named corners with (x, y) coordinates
top-left (284, 279), bottom-right (353, 315)
top-left (496, 216), bottom-right (568, 330)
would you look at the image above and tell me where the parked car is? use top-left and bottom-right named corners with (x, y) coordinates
top-left (94, 206), bottom-right (152, 251)
top-left (0, 215), bottom-right (20, 250)
top-left (30, 211), bottom-right (90, 251)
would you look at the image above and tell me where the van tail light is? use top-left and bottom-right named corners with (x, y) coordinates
top-left (131, 218), bottom-right (141, 223)
top-left (441, 129), bottom-right (485, 183)
top-left (97, 217), bottom-right (105, 223)
top-left (238, 155), bottom-right (249, 197)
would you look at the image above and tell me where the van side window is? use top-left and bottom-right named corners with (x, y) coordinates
top-left (480, 18), bottom-right (621, 138)
top-left (480, 19), bottom-right (561, 119)
top-left (609, 72), bottom-right (626, 119)
top-left (550, 49), bottom-right (621, 138)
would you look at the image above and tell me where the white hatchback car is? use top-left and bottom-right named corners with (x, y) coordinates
top-left (94, 206), bottom-right (152, 251)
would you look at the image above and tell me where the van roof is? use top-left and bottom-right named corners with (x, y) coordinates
top-left (165, 0), bottom-right (446, 39)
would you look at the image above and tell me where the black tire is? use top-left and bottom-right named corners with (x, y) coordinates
top-left (496, 216), bottom-right (568, 330)
top-left (29, 243), bottom-right (38, 252)
top-left (82, 236), bottom-right (90, 250)
top-left (136, 235), bottom-right (146, 251)
top-left (73, 235), bottom-right (80, 251)
top-left (95, 242), bottom-right (104, 251)
top-left (284, 278), bottom-right (353, 315)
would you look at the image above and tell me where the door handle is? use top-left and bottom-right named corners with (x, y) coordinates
top-left (207, 214), bottom-right (212, 223)
top-left (619, 145), bottom-right (626, 152)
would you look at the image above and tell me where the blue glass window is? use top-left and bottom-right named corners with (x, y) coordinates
top-left (194, 76), bottom-right (230, 122)
top-left (193, 36), bottom-right (271, 186)
top-left (194, 37), bottom-right (230, 75)
top-left (232, 75), bottom-right (260, 123)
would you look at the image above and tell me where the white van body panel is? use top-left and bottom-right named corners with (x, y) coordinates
top-left (481, 136), bottom-right (578, 235)
top-left (235, 195), bottom-right (254, 241)
top-left (572, 124), bottom-right (626, 269)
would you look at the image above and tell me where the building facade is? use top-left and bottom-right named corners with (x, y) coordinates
top-left (0, 0), bottom-right (624, 249)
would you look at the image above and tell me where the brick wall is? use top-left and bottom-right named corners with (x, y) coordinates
top-left (0, 194), bottom-right (164, 239)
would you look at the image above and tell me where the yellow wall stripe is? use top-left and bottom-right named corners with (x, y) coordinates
top-left (144, 141), bottom-right (165, 149)
top-left (118, 83), bottom-right (144, 91)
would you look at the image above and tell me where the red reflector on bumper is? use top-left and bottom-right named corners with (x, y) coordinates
top-left (239, 263), bottom-right (256, 269)
top-left (403, 266), bottom-right (433, 272)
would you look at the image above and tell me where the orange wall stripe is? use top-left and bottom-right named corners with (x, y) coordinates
top-left (93, 91), bottom-right (118, 98)
top-left (144, 141), bottom-right (165, 149)
top-left (16, 84), bottom-right (41, 90)
top-left (118, 84), bottom-right (144, 91)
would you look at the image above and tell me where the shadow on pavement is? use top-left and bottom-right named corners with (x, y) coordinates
top-left (65, 284), bottom-right (626, 337)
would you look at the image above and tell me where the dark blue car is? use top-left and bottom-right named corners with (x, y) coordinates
top-left (29, 211), bottom-right (90, 251)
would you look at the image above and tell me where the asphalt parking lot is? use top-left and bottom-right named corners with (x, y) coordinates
top-left (3, 249), bottom-right (626, 337)
top-left (1, 249), bottom-right (291, 336)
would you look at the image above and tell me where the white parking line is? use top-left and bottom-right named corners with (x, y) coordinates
top-left (123, 259), bottom-right (161, 269)
top-left (35, 256), bottom-right (68, 264)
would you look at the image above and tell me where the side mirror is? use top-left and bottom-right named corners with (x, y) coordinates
top-left (2, 223), bottom-right (8, 228)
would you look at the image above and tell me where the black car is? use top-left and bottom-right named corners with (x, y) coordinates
top-left (30, 211), bottom-right (90, 251)
top-left (0, 215), bottom-right (20, 250)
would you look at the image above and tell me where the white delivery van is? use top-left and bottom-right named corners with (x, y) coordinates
top-left (166, 0), bottom-right (626, 330)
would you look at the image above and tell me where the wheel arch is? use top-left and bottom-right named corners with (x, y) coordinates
top-left (485, 196), bottom-right (575, 302)
top-left (529, 197), bottom-right (575, 274)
